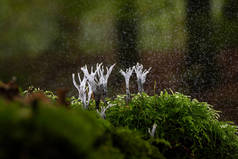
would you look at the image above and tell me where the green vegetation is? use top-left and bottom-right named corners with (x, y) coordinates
top-left (0, 97), bottom-right (164, 159)
top-left (1, 0), bottom-right (238, 158)
top-left (0, 84), bottom-right (238, 159)
top-left (106, 91), bottom-right (238, 159)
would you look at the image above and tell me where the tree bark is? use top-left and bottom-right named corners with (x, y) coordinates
top-left (185, 0), bottom-right (219, 93)
top-left (222, 0), bottom-right (238, 49)
top-left (116, 0), bottom-right (140, 69)
top-left (223, 0), bottom-right (238, 21)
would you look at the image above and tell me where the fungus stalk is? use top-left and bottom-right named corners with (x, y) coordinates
top-left (134, 63), bottom-right (151, 93)
top-left (120, 67), bottom-right (134, 104)
top-left (97, 64), bottom-right (116, 104)
top-left (81, 64), bottom-right (101, 109)
top-left (96, 104), bottom-right (115, 119)
top-left (148, 123), bottom-right (157, 137)
top-left (72, 73), bottom-right (92, 109)
top-left (81, 63), bottom-right (115, 109)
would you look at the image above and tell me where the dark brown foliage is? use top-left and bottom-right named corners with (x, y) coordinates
top-left (0, 78), bottom-right (19, 100)
top-left (24, 92), bottom-right (51, 105)
top-left (56, 88), bottom-right (70, 107)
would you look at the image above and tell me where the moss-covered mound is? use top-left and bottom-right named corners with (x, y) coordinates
top-left (106, 92), bottom-right (238, 159)
top-left (1, 82), bottom-right (238, 159)
top-left (0, 98), bottom-right (165, 159)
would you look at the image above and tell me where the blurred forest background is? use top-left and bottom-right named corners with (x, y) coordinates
top-left (0, 0), bottom-right (238, 121)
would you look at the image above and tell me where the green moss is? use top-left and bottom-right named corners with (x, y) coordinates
top-left (0, 98), bottom-right (104, 159)
top-left (106, 91), bottom-right (238, 159)
top-left (3, 86), bottom-right (237, 159)
top-left (0, 97), bottom-right (165, 159)
top-left (110, 128), bottom-right (165, 159)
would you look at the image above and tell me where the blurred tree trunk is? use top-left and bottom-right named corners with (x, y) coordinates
top-left (185, 0), bottom-right (220, 94)
top-left (116, 0), bottom-right (140, 69)
top-left (48, 15), bottom-right (80, 64)
top-left (222, 0), bottom-right (238, 48)
top-left (35, 7), bottom-right (81, 88)
top-left (223, 0), bottom-right (238, 21)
